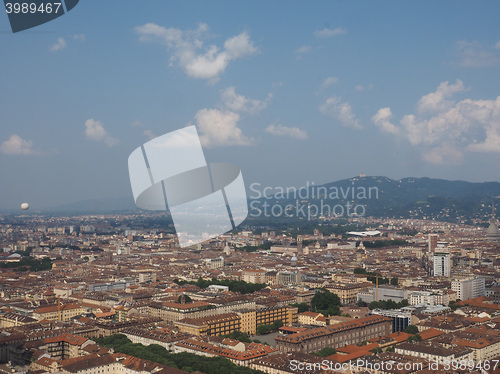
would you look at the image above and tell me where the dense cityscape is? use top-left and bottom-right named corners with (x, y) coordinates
top-left (1, 210), bottom-right (500, 374)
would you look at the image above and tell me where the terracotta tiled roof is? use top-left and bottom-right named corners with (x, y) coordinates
top-left (44, 333), bottom-right (88, 346)
top-left (419, 328), bottom-right (445, 340)
top-left (276, 315), bottom-right (391, 344)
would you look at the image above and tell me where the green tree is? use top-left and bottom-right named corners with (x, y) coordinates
top-left (290, 302), bottom-right (310, 313)
top-left (357, 300), bottom-right (368, 307)
top-left (311, 290), bottom-right (341, 314)
top-left (222, 331), bottom-right (251, 343)
top-left (390, 277), bottom-right (398, 286)
top-left (404, 325), bottom-right (419, 334)
top-left (312, 347), bottom-right (336, 357)
top-left (354, 268), bottom-right (367, 274)
top-left (95, 335), bottom-right (262, 374)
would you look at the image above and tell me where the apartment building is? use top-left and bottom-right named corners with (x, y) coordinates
top-left (275, 315), bottom-right (391, 353)
top-left (33, 304), bottom-right (83, 322)
top-left (451, 277), bottom-right (485, 301)
top-left (174, 313), bottom-right (241, 336)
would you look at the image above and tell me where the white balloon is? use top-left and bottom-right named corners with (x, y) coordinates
top-left (21, 203), bottom-right (30, 210)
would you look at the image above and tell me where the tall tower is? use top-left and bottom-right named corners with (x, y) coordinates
top-left (297, 235), bottom-right (303, 254)
top-left (487, 202), bottom-right (500, 240)
top-left (428, 234), bottom-right (438, 254)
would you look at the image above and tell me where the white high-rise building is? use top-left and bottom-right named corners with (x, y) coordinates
top-left (452, 277), bottom-right (485, 301)
top-left (433, 252), bottom-right (451, 277)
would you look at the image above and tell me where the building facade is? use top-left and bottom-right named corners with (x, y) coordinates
top-left (275, 315), bottom-right (391, 354)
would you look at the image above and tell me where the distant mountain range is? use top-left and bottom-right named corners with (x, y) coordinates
top-left (248, 176), bottom-right (500, 223)
top-left (20, 176), bottom-right (500, 223)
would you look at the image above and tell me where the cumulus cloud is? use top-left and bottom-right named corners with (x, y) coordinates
top-left (195, 109), bottom-right (252, 147)
top-left (295, 45), bottom-right (311, 54)
top-left (143, 130), bottom-right (156, 140)
top-left (50, 37), bottom-right (66, 51)
top-left (455, 40), bottom-right (500, 68)
top-left (422, 144), bottom-right (464, 165)
top-left (355, 84), bottom-right (373, 92)
top-left (151, 128), bottom-right (200, 149)
top-left (0, 135), bottom-right (42, 155)
top-left (265, 123), bottom-right (307, 140)
top-left (314, 27), bottom-right (347, 38)
top-left (417, 79), bottom-right (466, 113)
top-left (73, 34), bottom-right (85, 41)
top-left (220, 87), bottom-right (271, 114)
top-left (372, 79), bottom-right (500, 164)
top-left (135, 23), bottom-right (258, 82)
top-left (295, 45), bottom-right (312, 59)
top-left (84, 119), bottom-right (118, 147)
top-left (372, 107), bottom-right (400, 135)
top-left (321, 77), bottom-right (339, 88)
top-left (320, 96), bottom-right (362, 129)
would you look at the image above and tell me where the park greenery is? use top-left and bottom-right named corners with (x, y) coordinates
top-left (220, 330), bottom-right (268, 344)
top-left (356, 239), bottom-right (408, 248)
top-left (289, 302), bottom-right (310, 313)
top-left (173, 277), bottom-right (267, 294)
top-left (407, 333), bottom-right (422, 342)
top-left (311, 289), bottom-right (341, 316)
top-left (0, 256), bottom-right (52, 272)
top-left (353, 268), bottom-right (398, 286)
top-left (95, 334), bottom-right (265, 374)
top-left (256, 320), bottom-right (283, 335)
top-left (311, 347), bottom-right (336, 357)
top-left (404, 325), bottom-right (419, 334)
top-left (367, 299), bottom-right (409, 310)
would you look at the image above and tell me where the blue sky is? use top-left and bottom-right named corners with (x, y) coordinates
top-left (1, 1), bottom-right (500, 210)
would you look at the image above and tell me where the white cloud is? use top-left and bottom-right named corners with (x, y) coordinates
top-left (321, 77), bottom-right (339, 88)
top-left (355, 84), bottom-right (373, 92)
top-left (151, 128), bottom-right (200, 149)
top-left (320, 96), bottom-right (362, 129)
top-left (135, 23), bottom-right (258, 82)
top-left (422, 144), bottom-right (463, 165)
top-left (84, 119), bottom-right (118, 147)
top-left (265, 123), bottom-right (307, 140)
top-left (314, 27), bottom-right (346, 38)
top-left (295, 45), bottom-right (312, 59)
top-left (372, 107), bottom-right (400, 135)
top-left (220, 87), bottom-right (271, 114)
top-left (130, 120), bottom-right (143, 128)
top-left (417, 79), bottom-right (466, 113)
top-left (455, 40), bottom-right (500, 68)
top-left (143, 130), bottom-right (156, 140)
top-left (224, 32), bottom-right (258, 59)
top-left (50, 37), bottom-right (66, 51)
top-left (0, 135), bottom-right (41, 155)
top-left (372, 80), bottom-right (500, 164)
top-left (73, 34), bottom-right (85, 41)
top-left (195, 109), bottom-right (252, 147)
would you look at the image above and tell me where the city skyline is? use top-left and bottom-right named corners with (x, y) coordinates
top-left (1, 1), bottom-right (500, 209)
